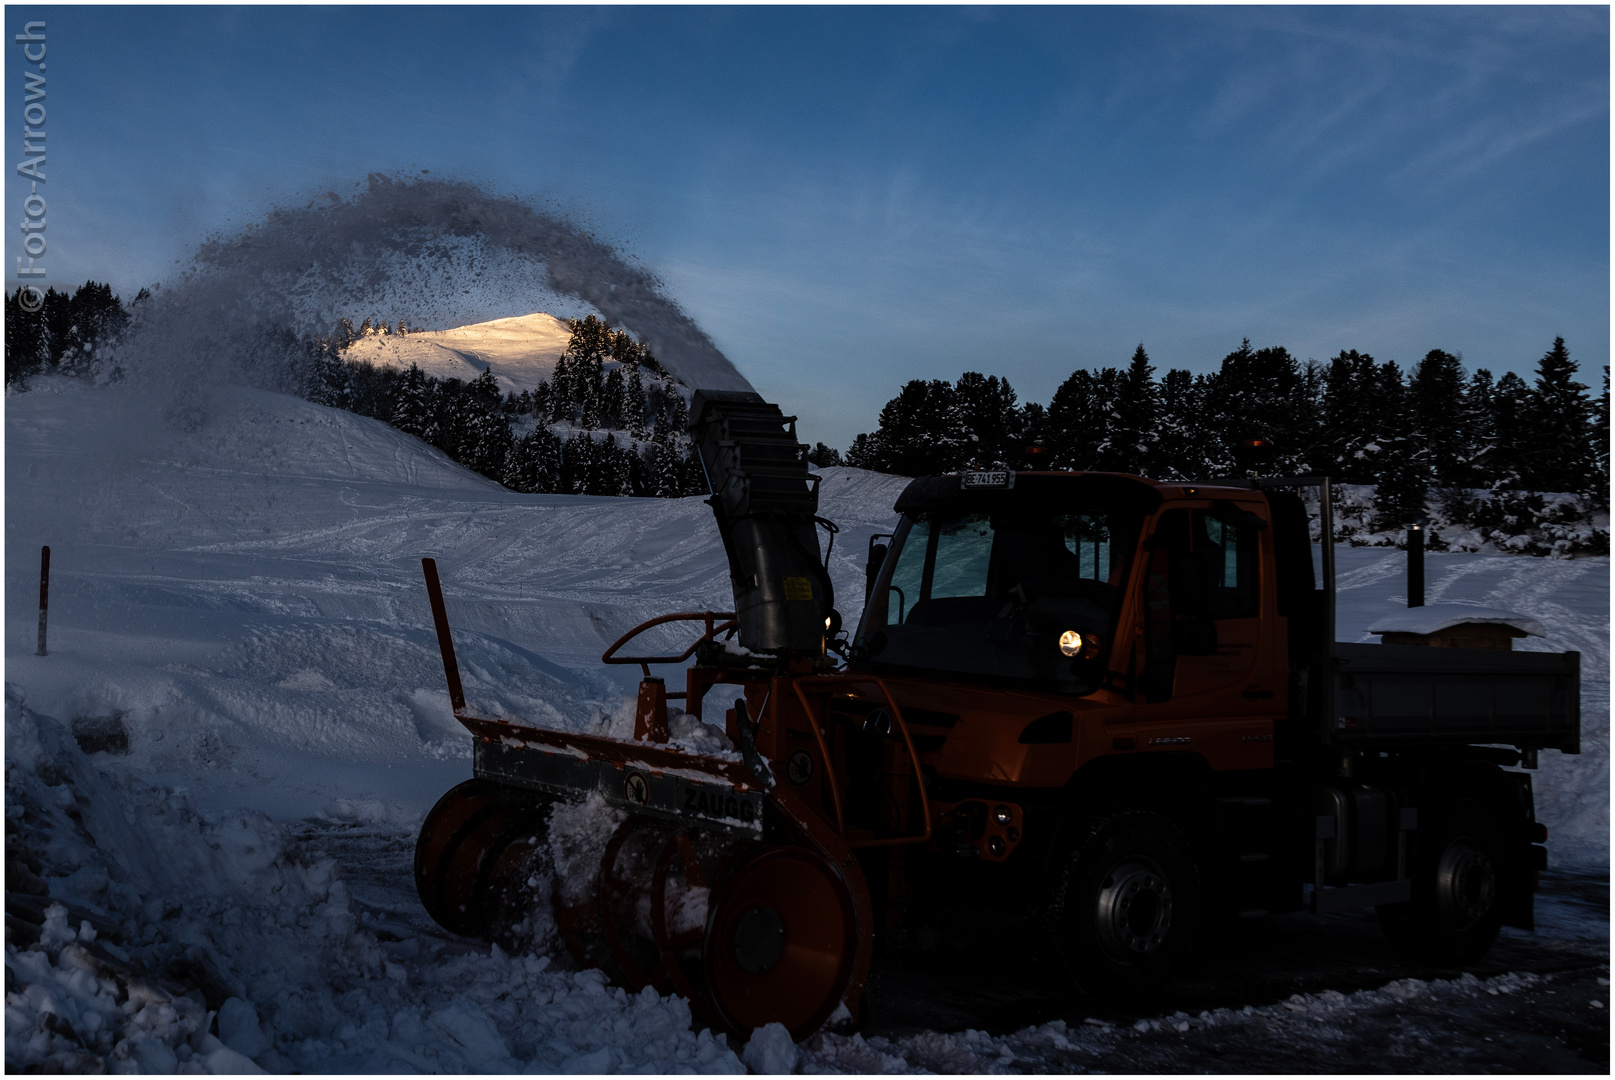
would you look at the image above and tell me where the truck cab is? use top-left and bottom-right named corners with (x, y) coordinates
top-left (843, 467), bottom-right (1576, 1000)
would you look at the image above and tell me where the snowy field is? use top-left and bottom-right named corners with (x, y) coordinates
top-left (5, 377), bottom-right (1608, 1072)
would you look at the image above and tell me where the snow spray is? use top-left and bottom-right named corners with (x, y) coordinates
top-left (111, 175), bottom-right (751, 423)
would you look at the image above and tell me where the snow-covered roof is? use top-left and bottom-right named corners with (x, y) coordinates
top-left (1367, 603), bottom-right (1545, 638)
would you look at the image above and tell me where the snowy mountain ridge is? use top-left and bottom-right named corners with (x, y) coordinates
top-left (339, 313), bottom-right (575, 398)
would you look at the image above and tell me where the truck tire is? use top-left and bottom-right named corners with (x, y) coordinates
top-left (1377, 797), bottom-right (1505, 964)
top-left (1043, 810), bottom-right (1200, 1002)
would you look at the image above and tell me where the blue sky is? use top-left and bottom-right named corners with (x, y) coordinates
top-left (5, 5), bottom-right (1608, 449)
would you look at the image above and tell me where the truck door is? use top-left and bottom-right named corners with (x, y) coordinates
top-left (1140, 504), bottom-right (1267, 706)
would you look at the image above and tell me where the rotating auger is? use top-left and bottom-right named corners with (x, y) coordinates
top-left (413, 391), bottom-right (924, 1040)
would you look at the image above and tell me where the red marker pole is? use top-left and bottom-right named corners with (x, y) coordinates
top-left (36, 545), bottom-right (50, 656)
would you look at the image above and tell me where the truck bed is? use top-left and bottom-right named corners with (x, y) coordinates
top-left (1325, 643), bottom-right (1580, 753)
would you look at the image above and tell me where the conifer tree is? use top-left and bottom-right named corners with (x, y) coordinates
top-left (1047, 368), bottom-right (1119, 470)
top-left (549, 356), bottom-right (575, 423)
top-left (950, 372), bottom-right (1021, 469)
top-left (390, 363), bottom-right (429, 437)
top-left (622, 364), bottom-right (647, 435)
top-left (1104, 345), bottom-right (1162, 475)
top-left (468, 408), bottom-right (514, 480)
top-left (601, 433), bottom-right (632, 495)
top-left (40, 287), bottom-right (73, 368)
top-left (419, 383), bottom-right (446, 449)
top-left (1522, 337), bottom-right (1593, 492)
top-left (867, 379), bottom-right (959, 475)
top-left (1204, 340), bottom-right (1312, 474)
top-left (649, 420), bottom-right (685, 497)
top-left (601, 367), bottom-right (625, 430)
top-left (1486, 372), bottom-right (1533, 489)
top-left (66, 282), bottom-right (129, 365)
top-left (1591, 367), bottom-right (1610, 510)
top-left (843, 433), bottom-right (878, 470)
top-left (468, 367), bottom-right (503, 412)
top-left (1155, 368), bottom-right (1207, 480)
top-left (5, 288), bottom-right (46, 384)
top-left (1410, 349), bottom-right (1468, 489)
top-left (807, 442), bottom-right (843, 468)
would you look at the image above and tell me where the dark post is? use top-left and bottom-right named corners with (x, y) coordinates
top-left (420, 558), bottom-right (466, 712)
top-left (1406, 524), bottom-right (1425, 608)
top-left (36, 546), bottom-right (49, 656)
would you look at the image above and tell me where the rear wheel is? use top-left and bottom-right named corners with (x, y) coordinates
top-left (1378, 798), bottom-right (1505, 963)
top-left (1043, 811), bottom-right (1200, 1002)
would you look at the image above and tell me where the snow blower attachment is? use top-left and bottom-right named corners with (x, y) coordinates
top-left (416, 393), bottom-right (1580, 1038)
top-left (414, 388), bottom-right (906, 1040)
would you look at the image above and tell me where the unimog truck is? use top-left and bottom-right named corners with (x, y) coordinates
top-left (413, 389), bottom-right (1579, 1039)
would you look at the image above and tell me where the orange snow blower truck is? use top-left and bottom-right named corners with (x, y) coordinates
top-left (414, 390), bottom-right (1579, 1040)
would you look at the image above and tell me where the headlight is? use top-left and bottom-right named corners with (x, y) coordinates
top-left (1059, 630), bottom-right (1102, 660)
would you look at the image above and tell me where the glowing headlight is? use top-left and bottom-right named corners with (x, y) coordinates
top-left (1059, 630), bottom-right (1102, 660)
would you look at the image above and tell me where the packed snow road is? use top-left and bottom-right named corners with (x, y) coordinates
top-left (6, 380), bottom-right (1608, 1072)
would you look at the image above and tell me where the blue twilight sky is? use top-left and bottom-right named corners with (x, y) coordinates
top-left (4, 5), bottom-right (1608, 449)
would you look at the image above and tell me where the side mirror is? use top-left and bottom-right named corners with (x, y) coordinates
top-left (1172, 619), bottom-right (1219, 656)
top-left (865, 541), bottom-right (889, 599)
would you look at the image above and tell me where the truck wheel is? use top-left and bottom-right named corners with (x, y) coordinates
top-left (1377, 798), bottom-right (1505, 964)
top-left (1044, 811), bottom-right (1200, 1002)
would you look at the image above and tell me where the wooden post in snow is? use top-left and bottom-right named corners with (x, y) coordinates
top-left (36, 546), bottom-right (49, 656)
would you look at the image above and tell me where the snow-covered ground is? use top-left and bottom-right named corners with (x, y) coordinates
top-left (5, 377), bottom-right (1607, 1072)
top-left (340, 313), bottom-right (574, 397)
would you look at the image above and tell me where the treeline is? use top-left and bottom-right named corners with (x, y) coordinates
top-left (5, 282), bottom-right (143, 385)
top-left (305, 315), bottom-right (707, 497)
top-left (847, 338), bottom-right (1610, 531)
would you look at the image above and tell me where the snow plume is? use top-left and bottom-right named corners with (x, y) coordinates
top-left (112, 174), bottom-right (750, 420)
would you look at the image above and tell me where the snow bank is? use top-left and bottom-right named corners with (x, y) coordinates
top-left (1366, 603), bottom-right (1545, 637)
top-left (4, 690), bottom-right (745, 1074)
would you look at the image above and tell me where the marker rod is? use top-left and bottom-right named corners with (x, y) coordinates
top-left (36, 546), bottom-right (49, 656)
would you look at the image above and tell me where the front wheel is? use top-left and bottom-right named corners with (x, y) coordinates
top-left (1042, 811), bottom-right (1201, 1002)
top-left (1377, 798), bottom-right (1505, 964)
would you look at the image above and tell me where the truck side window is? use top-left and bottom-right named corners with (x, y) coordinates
top-left (1197, 512), bottom-right (1258, 619)
top-left (887, 519), bottom-right (929, 624)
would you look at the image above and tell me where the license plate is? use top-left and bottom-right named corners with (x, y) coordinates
top-left (962, 470), bottom-right (1015, 489)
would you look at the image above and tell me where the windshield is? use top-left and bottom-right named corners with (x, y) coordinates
top-left (857, 507), bottom-right (1143, 692)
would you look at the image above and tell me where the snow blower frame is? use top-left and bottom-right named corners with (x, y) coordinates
top-left (415, 391), bottom-right (918, 1039)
